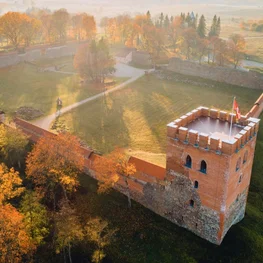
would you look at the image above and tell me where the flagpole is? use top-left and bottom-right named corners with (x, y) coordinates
top-left (229, 97), bottom-right (235, 141)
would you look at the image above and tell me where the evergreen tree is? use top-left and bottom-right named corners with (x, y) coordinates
top-left (209, 15), bottom-right (217, 37)
top-left (159, 12), bottom-right (164, 27)
top-left (197, 15), bottom-right (206, 38)
top-left (146, 10), bottom-right (151, 21)
top-left (180, 13), bottom-right (186, 24)
top-left (216, 17), bottom-right (221, 36)
top-left (194, 13), bottom-right (199, 29)
top-left (170, 16), bottom-right (174, 23)
top-left (164, 15), bottom-right (170, 28)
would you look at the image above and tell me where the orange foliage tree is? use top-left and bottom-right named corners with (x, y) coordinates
top-left (0, 163), bottom-right (24, 205)
top-left (26, 133), bottom-right (84, 208)
top-left (82, 13), bottom-right (96, 40)
top-left (0, 204), bottom-right (33, 263)
top-left (0, 12), bottom-right (32, 49)
top-left (228, 34), bottom-right (246, 69)
top-left (93, 148), bottom-right (136, 208)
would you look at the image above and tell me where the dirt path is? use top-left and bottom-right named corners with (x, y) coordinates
top-left (32, 65), bottom-right (152, 130)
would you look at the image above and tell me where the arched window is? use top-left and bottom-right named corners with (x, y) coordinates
top-left (236, 157), bottom-right (241, 171)
top-left (190, 200), bottom-right (195, 207)
top-left (185, 155), bottom-right (192, 168)
top-left (194, 181), bottom-right (199, 189)
top-left (200, 160), bottom-right (207, 174)
top-left (243, 151), bottom-right (248, 164)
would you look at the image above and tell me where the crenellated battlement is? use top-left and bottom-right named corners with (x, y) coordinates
top-left (167, 107), bottom-right (260, 155)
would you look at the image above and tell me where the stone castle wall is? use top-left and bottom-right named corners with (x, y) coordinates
top-left (0, 42), bottom-right (82, 68)
top-left (9, 93), bottom-right (263, 245)
top-left (168, 58), bottom-right (263, 90)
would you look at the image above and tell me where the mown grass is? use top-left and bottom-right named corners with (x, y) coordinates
top-left (56, 74), bottom-right (261, 165)
top-left (0, 62), bottom-right (127, 118)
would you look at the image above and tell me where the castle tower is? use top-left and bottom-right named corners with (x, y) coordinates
top-left (166, 107), bottom-right (260, 244)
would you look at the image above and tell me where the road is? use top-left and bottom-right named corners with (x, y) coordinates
top-left (32, 63), bottom-right (151, 130)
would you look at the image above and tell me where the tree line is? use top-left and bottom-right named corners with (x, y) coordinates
top-left (240, 19), bottom-right (263, 32)
top-left (101, 11), bottom-right (246, 68)
top-left (0, 8), bottom-right (96, 50)
top-left (0, 124), bottom-right (135, 263)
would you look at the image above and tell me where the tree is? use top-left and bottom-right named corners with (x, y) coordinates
top-left (196, 38), bottom-right (209, 64)
top-left (54, 199), bottom-right (83, 263)
top-left (168, 16), bottom-right (182, 52)
top-left (26, 133), bottom-right (84, 208)
top-left (85, 217), bottom-right (116, 263)
top-left (0, 124), bottom-right (29, 169)
top-left (164, 15), bottom-right (170, 29)
top-left (159, 13), bottom-right (164, 28)
top-left (74, 38), bottom-right (116, 83)
top-left (0, 164), bottom-right (24, 205)
top-left (82, 13), bottom-right (96, 40)
top-left (52, 9), bottom-right (69, 43)
top-left (93, 148), bottom-right (136, 208)
top-left (197, 15), bottom-right (206, 38)
top-left (0, 12), bottom-right (28, 49)
top-left (209, 15), bottom-right (220, 37)
top-left (72, 13), bottom-right (85, 41)
top-left (180, 28), bottom-right (198, 60)
top-left (21, 16), bottom-right (41, 47)
top-left (0, 204), bottom-right (33, 263)
top-left (39, 12), bottom-right (54, 43)
top-left (20, 191), bottom-right (49, 248)
top-left (228, 34), bottom-right (246, 69)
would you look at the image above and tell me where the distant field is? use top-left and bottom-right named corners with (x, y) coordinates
top-left (246, 38), bottom-right (263, 63)
top-left (0, 61), bottom-right (126, 118)
top-left (54, 74), bottom-right (261, 166)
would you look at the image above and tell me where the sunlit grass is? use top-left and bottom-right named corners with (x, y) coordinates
top-left (56, 74), bottom-right (261, 165)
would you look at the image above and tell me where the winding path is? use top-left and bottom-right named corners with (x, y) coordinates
top-left (32, 63), bottom-right (152, 130)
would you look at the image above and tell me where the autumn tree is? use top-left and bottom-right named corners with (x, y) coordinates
top-left (40, 12), bottom-right (55, 43)
top-left (196, 38), bottom-right (209, 64)
top-left (0, 164), bottom-right (24, 205)
top-left (228, 34), bottom-right (246, 69)
top-left (93, 148), bottom-right (136, 208)
top-left (180, 28), bottom-right (199, 60)
top-left (20, 191), bottom-right (49, 248)
top-left (52, 8), bottom-right (69, 43)
top-left (21, 16), bottom-right (42, 47)
top-left (0, 204), bottom-right (33, 263)
top-left (74, 38), bottom-right (115, 83)
top-left (26, 133), bottom-right (84, 208)
top-left (167, 16), bottom-right (182, 52)
top-left (54, 199), bottom-right (83, 263)
top-left (0, 12), bottom-right (28, 49)
top-left (82, 13), bottom-right (97, 39)
top-left (0, 124), bottom-right (29, 169)
top-left (85, 217), bottom-right (116, 263)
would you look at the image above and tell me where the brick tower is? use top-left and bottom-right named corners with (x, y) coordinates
top-left (165, 107), bottom-right (260, 244)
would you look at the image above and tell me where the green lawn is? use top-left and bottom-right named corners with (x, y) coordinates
top-left (54, 74), bottom-right (261, 166)
top-left (0, 62), bottom-right (127, 119)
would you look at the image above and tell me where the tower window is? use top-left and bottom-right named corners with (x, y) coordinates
top-left (185, 155), bottom-right (192, 168)
top-left (236, 157), bottom-right (241, 171)
top-left (200, 160), bottom-right (207, 174)
top-left (243, 151), bottom-right (248, 164)
top-left (190, 200), bottom-right (194, 207)
top-left (194, 181), bottom-right (199, 189)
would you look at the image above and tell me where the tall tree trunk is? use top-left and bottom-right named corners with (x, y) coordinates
top-left (63, 246), bottom-right (66, 263)
top-left (124, 177), bottom-right (131, 208)
top-left (68, 244), bottom-right (72, 263)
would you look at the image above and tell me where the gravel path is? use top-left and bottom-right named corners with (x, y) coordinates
top-left (32, 64), bottom-right (151, 130)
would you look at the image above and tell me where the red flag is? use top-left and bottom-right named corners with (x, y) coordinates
top-left (233, 98), bottom-right (241, 119)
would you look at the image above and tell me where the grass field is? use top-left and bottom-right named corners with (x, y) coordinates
top-left (0, 62), bottom-right (126, 119)
top-left (54, 74), bottom-right (261, 166)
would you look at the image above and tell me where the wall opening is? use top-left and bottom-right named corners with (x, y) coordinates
top-left (194, 181), bottom-right (199, 189)
top-left (243, 151), bottom-right (248, 164)
top-left (200, 160), bottom-right (207, 174)
top-left (190, 200), bottom-right (194, 207)
top-left (185, 155), bottom-right (192, 168)
top-left (236, 157), bottom-right (241, 171)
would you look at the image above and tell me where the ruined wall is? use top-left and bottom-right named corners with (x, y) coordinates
top-left (0, 41), bottom-right (82, 69)
top-left (168, 58), bottom-right (263, 90)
